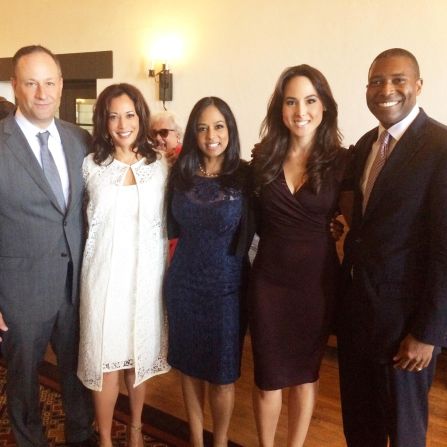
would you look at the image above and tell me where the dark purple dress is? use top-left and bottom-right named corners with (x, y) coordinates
top-left (249, 171), bottom-right (341, 390)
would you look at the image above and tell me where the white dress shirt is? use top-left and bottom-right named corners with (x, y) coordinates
top-left (15, 108), bottom-right (70, 205)
top-left (361, 105), bottom-right (420, 194)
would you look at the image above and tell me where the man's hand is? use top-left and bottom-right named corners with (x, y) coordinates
top-left (0, 312), bottom-right (8, 342)
top-left (393, 334), bottom-right (434, 372)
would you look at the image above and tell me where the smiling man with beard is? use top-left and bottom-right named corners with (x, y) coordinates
top-left (337, 48), bottom-right (447, 447)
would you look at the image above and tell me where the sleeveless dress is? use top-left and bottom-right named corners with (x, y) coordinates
top-left (102, 185), bottom-right (138, 369)
top-left (165, 176), bottom-right (246, 384)
top-left (249, 170), bottom-right (341, 390)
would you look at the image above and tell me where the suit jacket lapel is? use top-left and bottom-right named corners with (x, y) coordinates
top-left (362, 110), bottom-right (427, 221)
top-left (3, 116), bottom-right (64, 213)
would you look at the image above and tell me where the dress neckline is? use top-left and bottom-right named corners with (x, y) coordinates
top-left (195, 174), bottom-right (220, 180)
top-left (113, 157), bottom-right (146, 168)
top-left (281, 169), bottom-right (306, 196)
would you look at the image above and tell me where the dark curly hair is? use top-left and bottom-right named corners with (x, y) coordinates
top-left (252, 64), bottom-right (343, 194)
top-left (171, 96), bottom-right (242, 190)
top-left (91, 83), bottom-right (157, 165)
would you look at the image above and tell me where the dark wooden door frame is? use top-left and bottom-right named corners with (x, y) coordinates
top-left (0, 50), bottom-right (113, 81)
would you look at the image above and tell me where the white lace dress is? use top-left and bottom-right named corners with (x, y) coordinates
top-left (77, 154), bottom-right (170, 391)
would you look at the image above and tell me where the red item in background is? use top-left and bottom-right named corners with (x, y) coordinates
top-left (169, 239), bottom-right (178, 261)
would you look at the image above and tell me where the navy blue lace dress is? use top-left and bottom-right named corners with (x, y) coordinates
top-left (165, 176), bottom-right (246, 384)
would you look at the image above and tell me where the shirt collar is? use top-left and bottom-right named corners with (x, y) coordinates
top-left (15, 107), bottom-right (58, 139)
top-left (378, 105), bottom-right (420, 143)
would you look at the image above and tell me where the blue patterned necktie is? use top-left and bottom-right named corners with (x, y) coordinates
top-left (36, 131), bottom-right (66, 212)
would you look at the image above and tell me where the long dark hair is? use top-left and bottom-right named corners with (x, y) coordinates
top-left (252, 64), bottom-right (342, 194)
top-left (171, 96), bottom-right (241, 190)
top-left (91, 83), bottom-right (157, 165)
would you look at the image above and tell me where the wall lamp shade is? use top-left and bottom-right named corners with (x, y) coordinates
top-left (149, 63), bottom-right (173, 102)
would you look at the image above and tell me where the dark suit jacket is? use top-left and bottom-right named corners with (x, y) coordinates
top-left (341, 109), bottom-right (447, 360)
top-left (0, 115), bottom-right (89, 325)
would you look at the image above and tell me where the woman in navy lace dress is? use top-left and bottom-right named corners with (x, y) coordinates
top-left (165, 97), bottom-right (252, 447)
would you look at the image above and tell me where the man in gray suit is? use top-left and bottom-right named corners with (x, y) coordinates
top-left (0, 45), bottom-right (95, 446)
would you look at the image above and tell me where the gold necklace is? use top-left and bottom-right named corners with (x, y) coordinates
top-left (198, 163), bottom-right (220, 177)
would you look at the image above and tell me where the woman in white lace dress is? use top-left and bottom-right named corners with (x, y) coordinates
top-left (77, 83), bottom-right (170, 447)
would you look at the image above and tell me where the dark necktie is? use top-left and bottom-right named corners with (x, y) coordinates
top-left (36, 131), bottom-right (66, 212)
top-left (363, 130), bottom-right (391, 213)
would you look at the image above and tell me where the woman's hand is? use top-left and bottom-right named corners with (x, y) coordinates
top-left (0, 312), bottom-right (8, 342)
top-left (330, 215), bottom-right (345, 241)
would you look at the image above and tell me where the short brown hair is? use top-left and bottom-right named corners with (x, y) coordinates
top-left (12, 45), bottom-right (61, 77)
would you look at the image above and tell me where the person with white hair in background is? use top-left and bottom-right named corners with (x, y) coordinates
top-left (151, 110), bottom-right (183, 259)
top-left (151, 110), bottom-right (182, 157)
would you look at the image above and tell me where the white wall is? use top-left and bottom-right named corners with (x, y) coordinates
top-left (1, 0), bottom-right (446, 158)
top-left (0, 82), bottom-right (13, 100)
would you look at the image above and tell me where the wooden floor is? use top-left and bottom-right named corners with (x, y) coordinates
top-left (117, 336), bottom-right (447, 446)
top-left (41, 226), bottom-right (447, 445)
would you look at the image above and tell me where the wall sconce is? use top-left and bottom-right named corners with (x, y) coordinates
top-left (149, 63), bottom-right (173, 105)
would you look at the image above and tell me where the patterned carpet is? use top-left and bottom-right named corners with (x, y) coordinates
top-left (0, 362), bottom-right (242, 447)
top-left (0, 364), bottom-right (175, 446)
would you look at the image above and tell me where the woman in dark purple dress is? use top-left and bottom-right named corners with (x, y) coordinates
top-left (249, 65), bottom-right (346, 446)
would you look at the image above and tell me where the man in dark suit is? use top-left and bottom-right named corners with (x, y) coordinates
top-left (338, 48), bottom-right (447, 447)
top-left (0, 45), bottom-right (95, 446)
